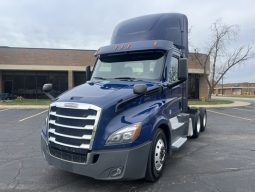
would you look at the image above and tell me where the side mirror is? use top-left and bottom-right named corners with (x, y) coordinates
top-left (86, 66), bottom-right (92, 81)
top-left (178, 58), bottom-right (188, 81)
top-left (42, 83), bottom-right (55, 100)
top-left (133, 84), bottom-right (147, 95)
top-left (42, 83), bottom-right (53, 93)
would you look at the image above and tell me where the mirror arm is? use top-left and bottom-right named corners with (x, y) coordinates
top-left (43, 92), bottom-right (55, 100)
top-left (166, 80), bottom-right (185, 88)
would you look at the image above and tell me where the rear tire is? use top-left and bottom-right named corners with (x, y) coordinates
top-left (199, 108), bottom-right (207, 132)
top-left (190, 111), bottom-right (201, 139)
top-left (145, 129), bottom-right (168, 182)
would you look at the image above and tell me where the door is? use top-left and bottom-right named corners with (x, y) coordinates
top-left (165, 53), bottom-right (187, 142)
top-left (188, 74), bottom-right (199, 99)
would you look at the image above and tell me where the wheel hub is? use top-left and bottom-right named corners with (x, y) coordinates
top-left (154, 138), bottom-right (166, 171)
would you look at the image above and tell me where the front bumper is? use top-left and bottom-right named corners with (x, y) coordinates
top-left (41, 134), bottom-right (151, 180)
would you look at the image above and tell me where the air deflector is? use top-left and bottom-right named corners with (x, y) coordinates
top-left (111, 13), bottom-right (188, 57)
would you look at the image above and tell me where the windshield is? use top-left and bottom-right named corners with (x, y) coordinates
top-left (91, 51), bottom-right (165, 81)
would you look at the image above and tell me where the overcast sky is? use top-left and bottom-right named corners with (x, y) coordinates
top-left (0, 0), bottom-right (254, 83)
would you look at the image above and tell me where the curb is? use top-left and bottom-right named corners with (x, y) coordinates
top-left (0, 105), bottom-right (49, 109)
top-left (190, 101), bottom-right (251, 108)
top-left (0, 101), bottom-right (251, 110)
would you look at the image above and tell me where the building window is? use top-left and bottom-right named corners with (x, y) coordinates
top-left (74, 72), bottom-right (86, 86)
top-left (2, 71), bottom-right (68, 99)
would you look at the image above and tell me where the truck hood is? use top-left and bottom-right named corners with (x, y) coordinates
top-left (56, 80), bottom-right (160, 109)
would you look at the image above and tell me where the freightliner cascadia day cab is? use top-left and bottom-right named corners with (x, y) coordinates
top-left (41, 13), bottom-right (207, 181)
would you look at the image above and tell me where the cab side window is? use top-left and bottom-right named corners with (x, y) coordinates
top-left (168, 57), bottom-right (179, 83)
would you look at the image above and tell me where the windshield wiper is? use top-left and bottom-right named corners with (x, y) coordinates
top-left (114, 77), bottom-right (136, 80)
top-left (93, 76), bottom-right (107, 80)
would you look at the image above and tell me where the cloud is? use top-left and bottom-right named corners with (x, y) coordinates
top-left (0, 0), bottom-right (254, 82)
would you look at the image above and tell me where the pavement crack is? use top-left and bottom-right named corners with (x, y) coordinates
top-left (0, 155), bottom-right (41, 169)
top-left (201, 166), bottom-right (255, 176)
top-left (7, 160), bottom-right (23, 189)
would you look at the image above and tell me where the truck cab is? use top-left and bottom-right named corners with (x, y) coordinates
top-left (41, 13), bottom-right (207, 181)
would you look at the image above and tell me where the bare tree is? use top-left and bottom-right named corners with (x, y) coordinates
top-left (192, 20), bottom-right (252, 100)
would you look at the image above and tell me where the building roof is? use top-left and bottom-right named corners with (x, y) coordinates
top-left (215, 82), bottom-right (255, 89)
top-left (0, 47), bottom-right (96, 67)
top-left (0, 46), bottom-right (209, 74)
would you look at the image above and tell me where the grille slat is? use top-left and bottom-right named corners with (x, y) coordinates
top-left (55, 107), bottom-right (97, 117)
top-left (48, 102), bottom-right (101, 163)
top-left (49, 134), bottom-right (90, 146)
top-left (50, 111), bottom-right (96, 120)
top-left (49, 120), bottom-right (94, 130)
top-left (49, 136), bottom-right (90, 149)
top-left (55, 117), bottom-right (94, 127)
top-left (48, 129), bottom-right (92, 140)
top-left (50, 124), bottom-right (93, 137)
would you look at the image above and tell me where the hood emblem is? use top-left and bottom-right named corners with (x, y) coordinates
top-left (64, 103), bottom-right (78, 108)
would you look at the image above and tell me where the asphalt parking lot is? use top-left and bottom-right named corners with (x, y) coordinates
top-left (0, 99), bottom-right (255, 192)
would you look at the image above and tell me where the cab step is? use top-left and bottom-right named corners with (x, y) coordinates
top-left (171, 137), bottom-right (187, 149)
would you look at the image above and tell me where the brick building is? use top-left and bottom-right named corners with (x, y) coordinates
top-left (214, 82), bottom-right (255, 96)
top-left (0, 47), bottom-right (209, 99)
top-left (187, 53), bottom-right (210, 99)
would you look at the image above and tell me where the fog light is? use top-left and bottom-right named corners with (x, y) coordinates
top-left (110, 167), bottom-right (122, 177)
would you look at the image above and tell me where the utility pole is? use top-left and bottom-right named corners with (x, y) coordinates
top-left (221, 75), bottom-right (224, 96)
top-left (219, 72), bottom-right (224, 96)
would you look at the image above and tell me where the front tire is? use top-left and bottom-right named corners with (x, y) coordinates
top-left (145, 129), bottom-right (167, 182)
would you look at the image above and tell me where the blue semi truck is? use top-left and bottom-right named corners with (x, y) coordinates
top-left (41, 13), bottom-right (207, 181)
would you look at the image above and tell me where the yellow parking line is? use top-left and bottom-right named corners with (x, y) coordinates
top-left (207, 110), bottom-right (253, 121)
top-left (0, 109), bottom-right (9, 112)
top-left (19, 110), bottom-right (48, 122)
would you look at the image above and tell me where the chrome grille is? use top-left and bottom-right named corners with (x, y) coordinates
top-left (47, 102), bottom-right (101, 162)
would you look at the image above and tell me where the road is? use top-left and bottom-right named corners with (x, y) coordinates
top-left (0, 98), bottom-right (255, 192)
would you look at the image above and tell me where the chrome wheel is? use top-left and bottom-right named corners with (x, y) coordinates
top-left (154, 138), bottom-right (166, 171)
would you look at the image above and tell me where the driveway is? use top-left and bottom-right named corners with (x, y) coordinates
top-left (0, 99), bottom-right (255, 192)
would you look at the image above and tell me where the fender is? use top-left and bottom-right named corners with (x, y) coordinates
top-left (151, 117), bottom-right (172, 150)
top-left (93, 98), bottom-right (166, 150)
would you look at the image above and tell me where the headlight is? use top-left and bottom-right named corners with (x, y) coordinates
top-left (106, 123), bottom-right (141, 145)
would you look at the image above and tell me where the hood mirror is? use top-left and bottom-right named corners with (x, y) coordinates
top-left (133, 84), bottom-right (147, 95)
top-left (42, 84), bottom-right (53, 92)
top-left (42, 83), bottom-right (55, 100)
